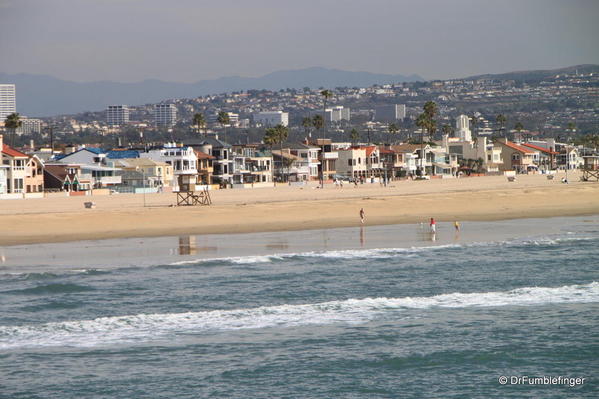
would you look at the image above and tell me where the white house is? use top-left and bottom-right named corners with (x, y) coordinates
top-left (144, 143), bottom-right (198, 189)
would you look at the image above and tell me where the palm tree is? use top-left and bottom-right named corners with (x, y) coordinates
top-left (350, 128), bottom-right (360, 145)
top-left (496, 114), bottom-right (507, 138)
top-left (441, 124), bottom-right (454, 137)
top-left (265, 124), bottom-right (289, 182)
top-left (415, 101), bottom-right (437, 175)
top-left (319, 90), bottom-right (332, 186)
top-left (514, 121), bottom-right (524, 141)
top-left (4, 112), bottom-right (22, 147)
top-left (302, 117), bottom-right (313, 138)
top-left (192, 113), bottom-right (206, 136)
top-left (312, 114), bottom-right (324, 132)
top-left (470, 115), bottom-right (478, 138)
top-left (263, 128), bottom-right (277, 184)
top-left (387, 123), bottom-right (399, 144)
top-left (217, 111), bottom-right (230, 142)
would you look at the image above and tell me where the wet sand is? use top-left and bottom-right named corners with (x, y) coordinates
top-left (1, 171), bottom-right (598, 246)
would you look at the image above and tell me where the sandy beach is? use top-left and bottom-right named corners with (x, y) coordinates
top-left (1, 171), bottom-right (598, 246)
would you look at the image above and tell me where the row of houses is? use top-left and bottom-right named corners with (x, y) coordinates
top-left (1, 132), bottom-right (594, 197)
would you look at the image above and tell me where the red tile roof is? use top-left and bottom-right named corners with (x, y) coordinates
top-left (2, 144), bottom-right (28, 158)
top-left (365, 145), bottom-right (377, 157)
top-left (194, 150), bottom-right (215, 159)
top-left (500, 141), bottom-right (535, 154)
top-left (521, 143), bottom-right (559, 155)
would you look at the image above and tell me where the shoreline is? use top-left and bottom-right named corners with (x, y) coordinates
top-left (2, 173), bottom-right (599, 246)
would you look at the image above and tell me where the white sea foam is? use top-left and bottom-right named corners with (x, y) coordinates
top-left (169, 244), bottom-right (462, 266)
top-left (1, 282), bottom-right (597, 350)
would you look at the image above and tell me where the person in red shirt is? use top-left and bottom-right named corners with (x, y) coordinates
top-left (430, 217), bottom-right (436, 233)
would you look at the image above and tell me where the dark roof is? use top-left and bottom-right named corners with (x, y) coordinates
top-left (184, 137), bottom-right (231, 148)
top-left (86, 147), bottom-right (105, 154)
top-left (107, 149), bottom-right (140, 159)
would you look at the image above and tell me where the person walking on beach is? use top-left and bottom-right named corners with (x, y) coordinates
top-left (430, 217), bottom-right (436, 233)
top-left (360, 208), bottom-right (365, 224)
top-left (454, 221), bottom-right (460, 232)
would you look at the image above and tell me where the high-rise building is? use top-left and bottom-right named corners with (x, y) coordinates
top-left (253, 111), bottom-right (289, 127)
top-left (455, 114), bottom-right (472, 142)
top-left (154, 104), bottom-right (177, 127)
top-left (106, 105), bottom-right (130, 126)
top-left (374, 104), bottom-right (406, 122)
top-left (0, 84), bottom-right (16, 121)
top-left (18, 118), bottom-right (43, 135)
top-left (325, 106), bottom-right (350, 122)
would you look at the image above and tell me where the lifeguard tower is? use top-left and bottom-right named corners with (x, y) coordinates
top-left (581, 156), bottom-right (599, 182)
top-left (176, 174), bottom-right (212, 206)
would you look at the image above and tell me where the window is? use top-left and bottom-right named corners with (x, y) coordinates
top-left (512, 154), bottom-right (520, 161)
top-left (487, 155), bottom-right (491, 161)
top-left (348, 159), bottom-right (352, 166)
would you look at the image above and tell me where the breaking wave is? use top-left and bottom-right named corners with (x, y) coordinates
top-left (1, 281), bottom-right (597, 349)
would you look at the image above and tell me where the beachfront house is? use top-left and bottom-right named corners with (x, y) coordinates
top-left (271, 150), bottom-right (309, 182)
top-left (53, 147), bottom-right (107, 165)
top-left (144, 143), bottom-right (198, 190)
top-left (287, 143), bottom-right (320, 180)
top-left (24, 155), bottom-right (44, 193)
top-left (194, 151), bottom-right (214, 185)
top-left (336, 146), bottom-right (367, 180)
top-left (390, 144), bottom-right (434, 176)
top-left (521, 143), bottom-right (558, 170)
top-left (310, 139), bottom-right (338, 181)
top-left (44, 164), bottom-right (91, 192)
top-left (430, 147), bottom-right (459, 176)
top-left (495, 139), bottom-right (535, 173)
top-left (0, 164), bottom-right (8, 194)
top-left (1, 135), bottom-right (29, 194)
top-left (184, 136), bottom-right (232, 186)
top-left (112, 157), bottom-right (173, 190)
top-left (231, 145), bottom-right (272, 185)
top-left (443, 136), bottom-right (503, 173)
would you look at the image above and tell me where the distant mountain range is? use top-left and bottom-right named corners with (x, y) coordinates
top-left (2, 64), bottom-right (597, 118)
top-left (0, 67), bottom-right (422, 117)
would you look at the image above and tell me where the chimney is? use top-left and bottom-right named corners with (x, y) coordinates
top-left (30, 139), bottom-right (35, 150)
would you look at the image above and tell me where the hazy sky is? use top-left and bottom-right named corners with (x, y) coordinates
top-left (1, 0), bottom-right (598, 82)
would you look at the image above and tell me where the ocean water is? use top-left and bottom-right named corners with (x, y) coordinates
top-left (1, 216), bottom-right (598, 398)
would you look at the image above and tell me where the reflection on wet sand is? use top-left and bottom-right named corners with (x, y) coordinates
top-left (178, 236), bottom-right (197, 255)
top-left (266, 243), bottom-right (289, 250)
top-left (416, 223), bottom-right (437, 242)
top-left (177, 236), bottom-right (218, 256)
top-left (360, 226), bottom-right (365, 247)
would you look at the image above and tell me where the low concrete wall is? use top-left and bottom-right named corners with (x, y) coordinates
top-left (23, 192), bottom-right (44, 199)
top-left (45, 192), bottom-right (69, 198)
top-left (0, 193), bottom-right (23, 200)
top-left (91, 189), bottom-right (111, 196)
top-left (69, 191), bottom-right (88, 196)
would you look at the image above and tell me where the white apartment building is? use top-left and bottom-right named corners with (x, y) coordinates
top-left (325, 106), bottom-right (350, 122)
top-left (253, 111), bottom-right (289, 127)
top-left (18, 118), bottom-right (42, 135)
top-left (0, 84), bottom-right (16, 121)
top-left (144, 143), bottom-right (197, 189)
top-left (106, 105), bottom-right (130, 126)
top-left (455, 114), bottom-right (472, 142)
top-left (374, 104), bottom-right (406, 122)
top-left (154, 104), bottom-right (177, 127)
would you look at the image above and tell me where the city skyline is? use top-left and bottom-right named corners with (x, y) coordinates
top-left (1, 0), bottom-right (598, 83)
